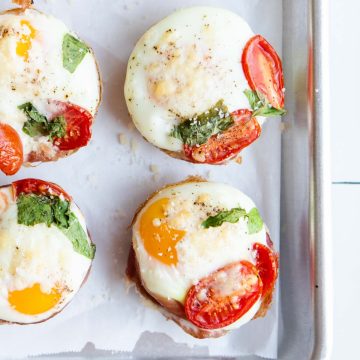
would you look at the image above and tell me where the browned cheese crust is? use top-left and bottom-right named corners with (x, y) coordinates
top-left (1, 7), bottom-right (103, 165)
top-left (161, 148), bottom-right (237, 165)
top-left (127, 177), bottom-right (279, 337)
top-left (161, 148), bottom-right (190, 163)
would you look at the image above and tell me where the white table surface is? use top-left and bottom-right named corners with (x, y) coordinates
top-left (330, 0), bottom-right (358, 359)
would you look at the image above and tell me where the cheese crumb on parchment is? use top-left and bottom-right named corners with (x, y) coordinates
top-left (131, 138), bottom-right (138, 153)
top-left (149, 164), bottom-right (158, 173)
top-left (118, 133), bottom-right (128, 145)
top-left (279, 122), bottom-right (290, 132)
top-left (234, 156), bottom-right (242, 165)
top-left (152, 173), bottom-right (160, 182)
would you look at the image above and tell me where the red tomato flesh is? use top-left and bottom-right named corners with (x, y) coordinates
top-left (0, 123), bottom-right (23, 176)
top-left (184, 109), bottom-right (261, 164)
top-left (252, 243), bottom-right (278, 298)
top-left (49, 101), bottom-right (93, 151)
top-left (185, 260), bottom-right (263, 329)
top-left (12, 178), bottom-right (71, 201)
top-left (242, 35), bottom-right (284, 109)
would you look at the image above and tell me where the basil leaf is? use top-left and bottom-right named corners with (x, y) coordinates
top-left (244, 89), bottom-right (286, 117)
top-left (17, 194), bottom-right (71, 228)
top-left (18, 102), bottom-right (67, 140)
top-left (170, 100), bottom-right (234, 146)
top-left (17, 193), bottom-right (95, 259)
top-left (201, 206), bottom-right (264, 234)
top-left (170, 126), bottom-right (183, 141)
top-left (202, 207), bottom-right (247, 229)
top-left (63, 34), bottom-right (89, 73)
top-left (52, 196), bottom-right (71, 228)
top-left (17, 194), bottom-right (53, 227)
top-left (48, 116), bottom-right (66, 139)
top-left (247, 208), bottom-right (264, 234)
top-left (59, 213), bottom-right (96, 260)
top-left (253, 106), bottom-right (286, 117)
top-left (244, 89), bottom-right (262, 110)
top-left (18, 102), bottom-right (49, 137)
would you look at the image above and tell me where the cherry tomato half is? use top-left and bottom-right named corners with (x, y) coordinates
top-left (253, 243), bottom-right (278, 298)
top-left (12, 178), bottom-right (71, 200)
top-left (185, 260), bottom-right (262, 329)
top-left (184, 109), bottom-right (261, 164)
top-left (0, 123), bottom-right (23, 176)
top-left (49, 101), bottom-right (93, 151)
top-left (242, 35), bottom-right (284, 109)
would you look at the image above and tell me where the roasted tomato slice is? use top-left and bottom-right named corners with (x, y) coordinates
top-left (242, 35), bottom-right (284, 109)
top-left (0, 123), bottom-right (23, 176)
top-left (49, 101), bottom-right (93, 151)
top-left (12, 178), bottom-right (71, 200)
top-left (184, 109), bottom-right (261, 164)
top-left (252, 243), bottom-right (278, 298)
top-left (185, 260), bottom-right (263, 329)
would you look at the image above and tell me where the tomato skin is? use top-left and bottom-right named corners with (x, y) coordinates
top-left (184, 109), bottom-right (261, 164)
top-left (242, 35), bottom-right (284, 109)
top-left (184, 260), bottom-right (263, 330)
top-left (49, 101), bottom-right (93, 151)
top-left (0, 123), bottom-right (23, 176)
top-left (253, 243), bottom-right (278, 299)
top-left (12, 178), bottom-right (71, 200)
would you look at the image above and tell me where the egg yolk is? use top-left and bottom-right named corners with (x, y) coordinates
top-left (16, 20), bottom-right (36, 61)
top-left (140, 198), bottom-right (185, 266)
top-left (8, 283), bottom-right (61, 315)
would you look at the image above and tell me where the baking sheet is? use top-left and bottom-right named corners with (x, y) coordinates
top-left (0, 0), bottom-right (283, 358)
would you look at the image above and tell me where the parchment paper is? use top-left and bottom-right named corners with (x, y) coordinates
top-left (0, 0), bottom-right (283, 358)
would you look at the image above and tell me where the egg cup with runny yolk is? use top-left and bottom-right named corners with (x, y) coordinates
top-left (124, 7), bottom-right (285, 165)
top-left (0, 179), bottom-right (95, 324)
top-left (128, 177), bottom-right (279, 338)
top-left (0, 6), bottom-right (102, 176)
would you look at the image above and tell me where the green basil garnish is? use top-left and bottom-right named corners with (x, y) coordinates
top-left (60, 213), bottom-right (96, 260)
top-left (19, 102), bottom-right (49, 137)
top-left (17, 194), bottom-right (58, 227)
top-left (202, 206), bottom-right (264, 234)
top-left (18, 102), bottom-right (66, 140)
top-left (17, 193), bottom-right (95, 259)
top-left (244, 89), bottom-right (286, 117)
top-left (246, 208), bottom-right (264, 234)
top-left (170, 100), bottom-right (234, 146)
top-left (48, 116), bottom-right (66, 139)
top-left (62, 33), bottom-right (89, 73)
top-left (202, 208), bottom-right (247, 229)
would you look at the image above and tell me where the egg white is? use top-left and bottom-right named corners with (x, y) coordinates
top-left (0, 185), bottom-right (92, 324)
top-left (132, 180), bottom-right (269, 330)
top-left (0, 9), bottom-right (101, 159)
top-left (124, 7), bottom-right (259, 152)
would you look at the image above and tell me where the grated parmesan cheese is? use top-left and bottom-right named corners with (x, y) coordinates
top-left (149, 164), bottom-right (159, 173)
